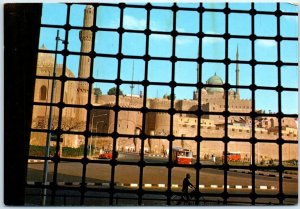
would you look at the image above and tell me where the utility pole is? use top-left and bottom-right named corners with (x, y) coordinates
top-left (236, 45), bottom-right (240, 96)
top-left (90, 113), bottom-right (107, 157)
top-left (41, 30), bottom-right (66, 206)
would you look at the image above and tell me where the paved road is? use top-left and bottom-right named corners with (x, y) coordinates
top-left (26, 153), bottom-right (298, 205)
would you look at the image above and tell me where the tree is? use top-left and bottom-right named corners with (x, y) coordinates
top-left (163, 93), bottom-right (176, 100)
top-left (107, 87), bottom-right (124, 96)
top-left (94, 87), bottom-right (102, 96)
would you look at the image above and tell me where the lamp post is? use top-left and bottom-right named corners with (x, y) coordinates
top-left (94, 121), bottom-right (104, 155)
top-left (41, 30), bottom-right (66, 206)
top-left (90, 113), bottom-right (107, 157)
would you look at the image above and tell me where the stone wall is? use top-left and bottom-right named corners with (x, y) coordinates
top-left (31, 64), bottom-right (298, 161)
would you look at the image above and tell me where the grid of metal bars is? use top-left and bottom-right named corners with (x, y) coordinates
top-left (27, 2), bottom-right (298, 206)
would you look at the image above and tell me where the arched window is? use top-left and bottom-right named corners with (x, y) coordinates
top-left (40, 85), bottom-right (47, 100)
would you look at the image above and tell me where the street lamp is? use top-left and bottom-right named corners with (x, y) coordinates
top-left (90, 113), bottom-right (107, 157)
top-left (42, 30), bottom-right (67, 206)
top-left (93, 121), bottom-right (104, 155)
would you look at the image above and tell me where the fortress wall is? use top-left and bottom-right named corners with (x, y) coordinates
top-left (118, 96), bottom-right (144, 108)
top-left (93, 137), bottom-right (112, 150)
top-left (64, 81), bottom-right (77, 104)
top-left (174, 100), bottom-right (183, 110)
top-left (95, 95), bottom-right (144, 108)
top-left (175, 100), bottom-right (198, 111)
top-left (107, 109), bottom-right (116, 133)
top-left (35, 65), bottom-right (76, 104)
top-left (151, 112), bottom-right (170, 136)
top-left (117, 137), bottom-right (141, 151)
top-left (30, 132), bottom-right (47, 146)
top-left (29, 127), bottom-right (298, 160)
top-left (34, 65), bottom-right (79, 123)
top-left (282, 143), bottom-right (298, 161)
top-left (117, 111), bottom-right (140, 135)
top-left (96, 95), bottom-right (116, 106)
top-left (31, 69), bottom-right (298, 160)
top-left (36, 66), bottom-right (52, 77)
top-left (228, 98), bottom-right (251, 112)
top-left (282, 118), bottom-right (297, 128)
top-left (146, 100), bottom-right (171, 135)
top-left (201, 95), bottom-right (252, 114)
top-left (34, 78), bottom-right (62, 105)
top-left (174, 116), bottom-right (198, 137)
top-left (149, 99), bottom-right (171, 110)
top-left (145, 112), bottom-right (156, 135)
top-left (31, 105), bottom-right (60, 129)
top-left (201, 103), bottom-right (226, 123)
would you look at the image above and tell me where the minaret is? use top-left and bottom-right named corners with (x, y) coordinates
top-left (193, 45), bottom-right (200, 100)
top-left (130, 61), bottom-right (135, 97)
top-left (77, 5), bottom-right (94, 122)
top-left (236, 45), bottom-right (240, 96)
top-left (78, 5), bottom-right (93, 79)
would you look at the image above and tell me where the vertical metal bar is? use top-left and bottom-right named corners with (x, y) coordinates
top-left (41, 29), bottom-right (60, 206)
top-left (109, 3), bottom-right (125, 205)
top-left (223, 2), bottom-right (230, 205)
top-left (80, 3), bottom-right (98, 205)
top-left (51, 4), bottom-right (71, 205)
top-left (166, 3), bottom-right (178, 206)
top-left (250, 2), bottom-right (256, 205)
top-left (90, 113), bottom-right (94, 157)
top-left (276, 2), bottom-right (284, 204)
top-left (137, 3), bottom-right (151, 206)
top-left (195, 2), bottom-right (203, 205)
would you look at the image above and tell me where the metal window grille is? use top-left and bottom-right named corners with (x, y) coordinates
top-left (26, 2), bottom-right (298, 206)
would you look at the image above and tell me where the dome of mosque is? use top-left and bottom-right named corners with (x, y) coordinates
top-left (36, 44), bottom-right (75, 77)
top-left (37, 44), bottom-right (55, 67)
top-left (206, 73), bottom-right (224, 93)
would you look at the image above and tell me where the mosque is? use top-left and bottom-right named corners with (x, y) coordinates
top-left (31, 5), bottom-right (298, 162)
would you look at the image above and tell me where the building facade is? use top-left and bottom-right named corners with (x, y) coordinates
top-left (31, 5), bottom-right (298, 162)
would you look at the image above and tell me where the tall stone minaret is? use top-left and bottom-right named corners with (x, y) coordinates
top-left (193, 45), bottom-right (200, 100)
top-left (76, 5), bottom-right (94, 122)
top-left (236, 45), bottom-right (240, 96)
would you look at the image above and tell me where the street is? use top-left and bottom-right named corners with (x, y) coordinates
top-left (26, 152), bottom-right (298, 205)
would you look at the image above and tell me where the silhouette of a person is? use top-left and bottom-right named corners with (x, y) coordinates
top-left (177, 173), bottom-right (194, 205)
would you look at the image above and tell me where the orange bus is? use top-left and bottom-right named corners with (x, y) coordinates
top-left (223, 151), bottom-right (241, 162)
top-left (172, 147), bottom-right (193, 165)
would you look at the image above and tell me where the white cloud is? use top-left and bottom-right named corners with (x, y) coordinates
top-left (202, 37), bottom-right (223, 44)
top-left (283, 15), bottom-right (298, 22)
top-left (109, 20), bottom-right (119, 28)
top-left (205, 30), bottom-right (217, 34)
top-left (176, 36), bottom-right (193, 45)
top-left (150, 35), bottom-right (194, 46)
top-left (109, 15), bottom-right (146, 29)
top-left (150, 21), bottom-right (159, 31)
top-left (150, 34), bottom-right (172, 41)
top-left (123, 15), bottom-right (146, 29)
top-left (176, 27), bottom-right (186, 32)
top-left (256, 39), bottom-right (277, 47)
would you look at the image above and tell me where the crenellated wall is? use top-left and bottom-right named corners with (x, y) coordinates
top-left (32, 54), bottom-right (298, 161)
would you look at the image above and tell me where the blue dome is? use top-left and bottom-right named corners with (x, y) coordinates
top-left (206, 73), bottom-right (224, 93)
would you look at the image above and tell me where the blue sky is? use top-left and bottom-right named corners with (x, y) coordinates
top-left (39, 2), bottom-right (298, 114)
